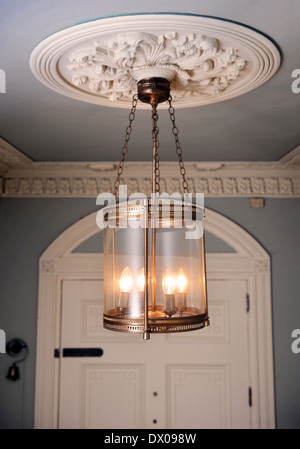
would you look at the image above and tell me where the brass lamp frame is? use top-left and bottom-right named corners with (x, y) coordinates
top-left (103, 199), bottom-right (209, 339)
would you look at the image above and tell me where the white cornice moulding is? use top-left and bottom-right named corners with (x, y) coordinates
top-left (0, 139), bottom-right (299, 198)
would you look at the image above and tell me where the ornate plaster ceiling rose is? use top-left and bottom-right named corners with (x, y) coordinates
top-left (30, 14), bottom-right (281, 108)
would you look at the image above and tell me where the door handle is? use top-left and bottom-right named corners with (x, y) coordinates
top-left (63, 348), bottom-right (103, 357)
top-left (54, 348), bottom-right (103, 358)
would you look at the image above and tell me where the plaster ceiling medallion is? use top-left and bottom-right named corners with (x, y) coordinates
top-left (30, 14), bottom-right (281, 108)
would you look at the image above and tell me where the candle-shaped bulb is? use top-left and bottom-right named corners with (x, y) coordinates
top-left (137, 268), bottom-right (145, 293)
top-left (162, 269), bottom-right (176, 317)
top-left (118, 267), bottom-right (133, 312)
top-left (162, 269), bottom-right (176, 295)
top-left (119, 267), bottom-right (133, 293)
top-left (175, 268), bottom-right (187, 313)
top-left (175, 269), bottom-right (187, 293)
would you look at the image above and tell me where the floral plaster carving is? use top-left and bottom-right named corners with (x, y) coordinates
top-left (40, 260), bottom-right (55, 273)
top-left (67, 32), bottom-right (246, 102)
top-left (255, 259), bottom-right (270, 273)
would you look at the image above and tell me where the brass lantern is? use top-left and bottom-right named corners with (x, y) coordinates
top-left (101, 78), bottom-right (209, 339)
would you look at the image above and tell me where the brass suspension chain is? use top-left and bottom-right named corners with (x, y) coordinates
top-left (152, 100), bottom-right (160, 194)
top-left (168, 96), bottom-right (189, 194)
top-left (113, 94), bottom-right (138, 196)
top-left (113, 91), bottom-right (187, 197)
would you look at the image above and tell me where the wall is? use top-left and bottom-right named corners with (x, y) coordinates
top-left (0, 197), bottom-right (299, 429)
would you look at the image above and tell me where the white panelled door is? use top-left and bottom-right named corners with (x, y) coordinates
top-left (58, 278), bottom-right (251, 429)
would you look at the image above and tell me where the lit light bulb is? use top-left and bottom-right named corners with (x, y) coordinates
top-left (119, 267), bottom-right (133, 293)
top-left (162, 269), bottom-right (176, 317)
top-left (128, 267), bottom-right (146, 318)
top-left (175, 269), bottom-right (187, 293)
top-left (162, 269), bottom-right (176, 295)
top-left (137, 268), bottom-right (145, 293)
top-left (175, 269), bottom-right (187, 313)
top-left (118, 267), bottom-right (133, 311)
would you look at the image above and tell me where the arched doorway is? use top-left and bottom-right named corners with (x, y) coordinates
top-left (34, 208), bottom-right (275, 428)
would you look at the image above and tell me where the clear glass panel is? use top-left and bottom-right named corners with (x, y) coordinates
top-left (104, 226), bottom-right (145, 318)
top-left (103, 198), bottom-right (208, 334)
top-left (151, 226), bottom-right (206, 318)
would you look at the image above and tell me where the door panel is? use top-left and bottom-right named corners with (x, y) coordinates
top-left (58, 278), bottom-right (250, 429)
top-left (167, 365), bottom-right (229, 429)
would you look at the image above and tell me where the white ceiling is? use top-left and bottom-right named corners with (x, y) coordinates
top-left (0, 0), bottom-right (300, 163)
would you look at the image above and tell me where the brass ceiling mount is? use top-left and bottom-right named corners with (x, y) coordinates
top-left (137, 78), bottom-right (170, 105)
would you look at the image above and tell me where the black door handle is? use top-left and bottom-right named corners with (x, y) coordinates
top-left (54, 348), bottom-right (104, 358)
top-left (63, 348), bottom-right (103, 357)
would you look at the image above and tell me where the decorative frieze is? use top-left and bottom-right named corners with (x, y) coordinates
top-left (2, 173), bottom-right (299, 197)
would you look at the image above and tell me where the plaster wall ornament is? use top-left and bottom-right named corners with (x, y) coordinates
top-left (255, 259), bottom-right (270, 273)
top-left (40, 259), bottom-right (55, 274)
top-left (30, 14), bottom-right (281, 109)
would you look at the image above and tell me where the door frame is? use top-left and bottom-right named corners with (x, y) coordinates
top-left (34, 208), bottom-right (275, 428)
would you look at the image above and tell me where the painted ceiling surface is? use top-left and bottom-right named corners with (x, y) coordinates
top-left (0, 0), bottom-right (299, 163)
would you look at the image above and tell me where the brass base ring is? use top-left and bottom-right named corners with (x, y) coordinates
top-left (104, 313), bottom-right (209, 335)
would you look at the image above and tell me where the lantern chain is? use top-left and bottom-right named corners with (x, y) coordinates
top-left (152, 100), bottom-right (160, 194)
top-left (168, 96), bottom-right (189, 194)
top-left (113, 91), bottom-right (187, 196)
top-left (113, 94), bottom-right (138, 196)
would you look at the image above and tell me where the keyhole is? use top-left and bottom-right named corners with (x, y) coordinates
top-left (153, 419), bottom-right (157, 424)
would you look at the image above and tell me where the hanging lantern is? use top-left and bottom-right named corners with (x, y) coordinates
top-left (102, 78), bottom-right (209, 339)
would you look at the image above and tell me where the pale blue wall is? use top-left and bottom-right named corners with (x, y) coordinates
top-left (0, 197), bottom-right (299, 428)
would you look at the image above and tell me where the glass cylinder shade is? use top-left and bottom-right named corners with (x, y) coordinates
top-left (103, 197), bottom-right (209, 337)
